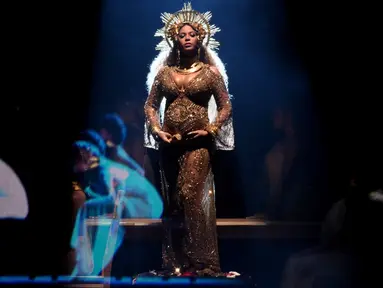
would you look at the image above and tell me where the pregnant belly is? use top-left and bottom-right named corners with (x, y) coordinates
top-left (164, 98), bottom-right (208, 134)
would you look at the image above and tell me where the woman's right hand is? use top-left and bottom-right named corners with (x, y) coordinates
top-left (157, 130), bottom-right (173, 143)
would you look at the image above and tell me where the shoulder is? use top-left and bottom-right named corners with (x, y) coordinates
top-left (154, 66), bottom-right (171, 83)
top-left (206, 65), bottom-right (225, 85)
top-left (158, 66), bottom-right (170, 76)
top-left (207, 65), bottom-right (224, 82)
top-left (207, 65), bottom-right (221, 76)
top-left (155, 66), bottom-right (167, 80)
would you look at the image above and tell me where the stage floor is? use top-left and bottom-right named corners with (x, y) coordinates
top-left (86, 218), bottom-right (321, 239)
top-left (0, 276), bottom-right (252, 288)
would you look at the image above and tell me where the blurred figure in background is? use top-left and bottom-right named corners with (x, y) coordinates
top-left (0, 160), bottom-right (29, 275)
top-left (68, 134), bottom-right (163, 276)
top-left (281, 169), bottom-right (383, 288)
top-left (72, 114), bottom-right (148, 221)
top-left (71, 130), bottom-right (108, 220)
top-left (249, 107), bottom-right (298, 221)
top-left (0, 159), bottom-right (28, 219)
top-left (264, 108), bottom-right (297, 219)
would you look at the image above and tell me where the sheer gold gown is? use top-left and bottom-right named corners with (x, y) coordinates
top-left (144, 63), bottom-right (232, 275)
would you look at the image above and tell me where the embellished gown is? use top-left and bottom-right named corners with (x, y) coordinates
top-left (144, 63), bottom-right (232, 275)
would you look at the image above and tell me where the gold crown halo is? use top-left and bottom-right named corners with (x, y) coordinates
top-left (154, 2), bottom-right (221, 51)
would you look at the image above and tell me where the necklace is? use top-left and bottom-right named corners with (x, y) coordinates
top-left (174, 61), bottom-right (203, 75)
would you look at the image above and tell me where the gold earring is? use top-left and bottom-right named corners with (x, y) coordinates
top-left (197, 47), bottom-right (201, 60)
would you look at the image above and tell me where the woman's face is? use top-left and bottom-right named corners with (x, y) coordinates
top-left (177, 24), bottom-right (199, 54)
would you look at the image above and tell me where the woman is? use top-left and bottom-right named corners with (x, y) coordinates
top-left (144, 3), bottom-right (235, 277)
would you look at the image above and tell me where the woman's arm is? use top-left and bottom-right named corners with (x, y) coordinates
top-left (144, 68), bottom-right (165, 136)
top-left (206, 66), bottom-right (233, 137)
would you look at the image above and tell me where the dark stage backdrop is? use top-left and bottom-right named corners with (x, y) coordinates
top-left (87, 0), bottom-right (326, 220)
top-left (1, 0), bottom-right (381, 277)
top-left (0, 1), bottom-right (103, 275)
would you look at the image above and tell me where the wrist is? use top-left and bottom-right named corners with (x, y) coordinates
top-left (152, 125), bottom-right (161, 134)
top-left (206, 124), bottom-right (219, 137)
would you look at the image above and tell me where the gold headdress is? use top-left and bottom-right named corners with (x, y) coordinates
top-left (155, 2), bottom-right (221, 51)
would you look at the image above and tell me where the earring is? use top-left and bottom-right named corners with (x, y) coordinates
top-left (197, 47), bottom-right (201, 60)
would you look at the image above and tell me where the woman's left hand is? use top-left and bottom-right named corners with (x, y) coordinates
top-left (187, 130), bottom-right (208, 139)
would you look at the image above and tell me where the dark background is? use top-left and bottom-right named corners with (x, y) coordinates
top-left (1, 0), bottom-right (380, 278)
